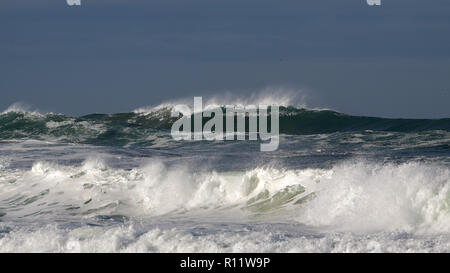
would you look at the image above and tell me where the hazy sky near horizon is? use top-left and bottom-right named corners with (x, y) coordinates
top-left (1, 0), bottom-right (450, 118)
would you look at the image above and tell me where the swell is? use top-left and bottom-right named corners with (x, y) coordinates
top-left (279, 107), bottom-right (450, 134)
top-left (1, 107), bottom-right (450, 145)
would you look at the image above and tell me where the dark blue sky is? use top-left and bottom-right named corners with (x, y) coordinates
top-left (1, 0), bottom-right (450, 118)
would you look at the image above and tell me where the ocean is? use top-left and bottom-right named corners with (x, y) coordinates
top-left (1, 104), bottom-right (450, 253)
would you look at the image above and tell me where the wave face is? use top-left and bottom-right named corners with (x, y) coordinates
top-left (1, 107), bottom-right (450, 147)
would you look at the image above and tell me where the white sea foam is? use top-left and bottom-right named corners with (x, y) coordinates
top-left (1, 158), bottom-right (449, 236)
top-left (296, 161), bottom-right (450, 234)
top-left (1, 223), bottom-right (450, 253)
top-left (0, 157), bottom-right (10, 171)
top-left (45, 120), bottom-right (74, 129)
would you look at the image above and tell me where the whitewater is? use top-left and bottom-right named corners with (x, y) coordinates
top-left (1, 103), bottom-right (450, 253)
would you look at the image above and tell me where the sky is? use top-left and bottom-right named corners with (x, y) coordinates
top-left (1, 0), bottom-right (450, 118)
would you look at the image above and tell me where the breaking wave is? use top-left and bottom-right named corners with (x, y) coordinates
top-left (1, 105), bottom-right (450, 147)
top-left (1, 96), bottom-right (450, 253)
top-left (1, 158), bottom-right (449, 235)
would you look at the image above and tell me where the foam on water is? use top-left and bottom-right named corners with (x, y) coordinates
top-left (1, 96), bottom-right (449, 253)
top-left (1, 223), bottom-right (450, 253)
top-left (1, 158), bottom-right (449, 234)
top-left (297, 161), bottom-right (450, 234)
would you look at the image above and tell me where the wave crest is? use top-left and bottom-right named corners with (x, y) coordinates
top-left (134, 87), bottom-right (308, 115)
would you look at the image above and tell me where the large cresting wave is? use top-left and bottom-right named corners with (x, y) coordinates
top-left (1, 105), bottom-right (450, 146)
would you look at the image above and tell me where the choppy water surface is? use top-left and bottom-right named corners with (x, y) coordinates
top-left (1, 107), bottom-right (450, 252)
